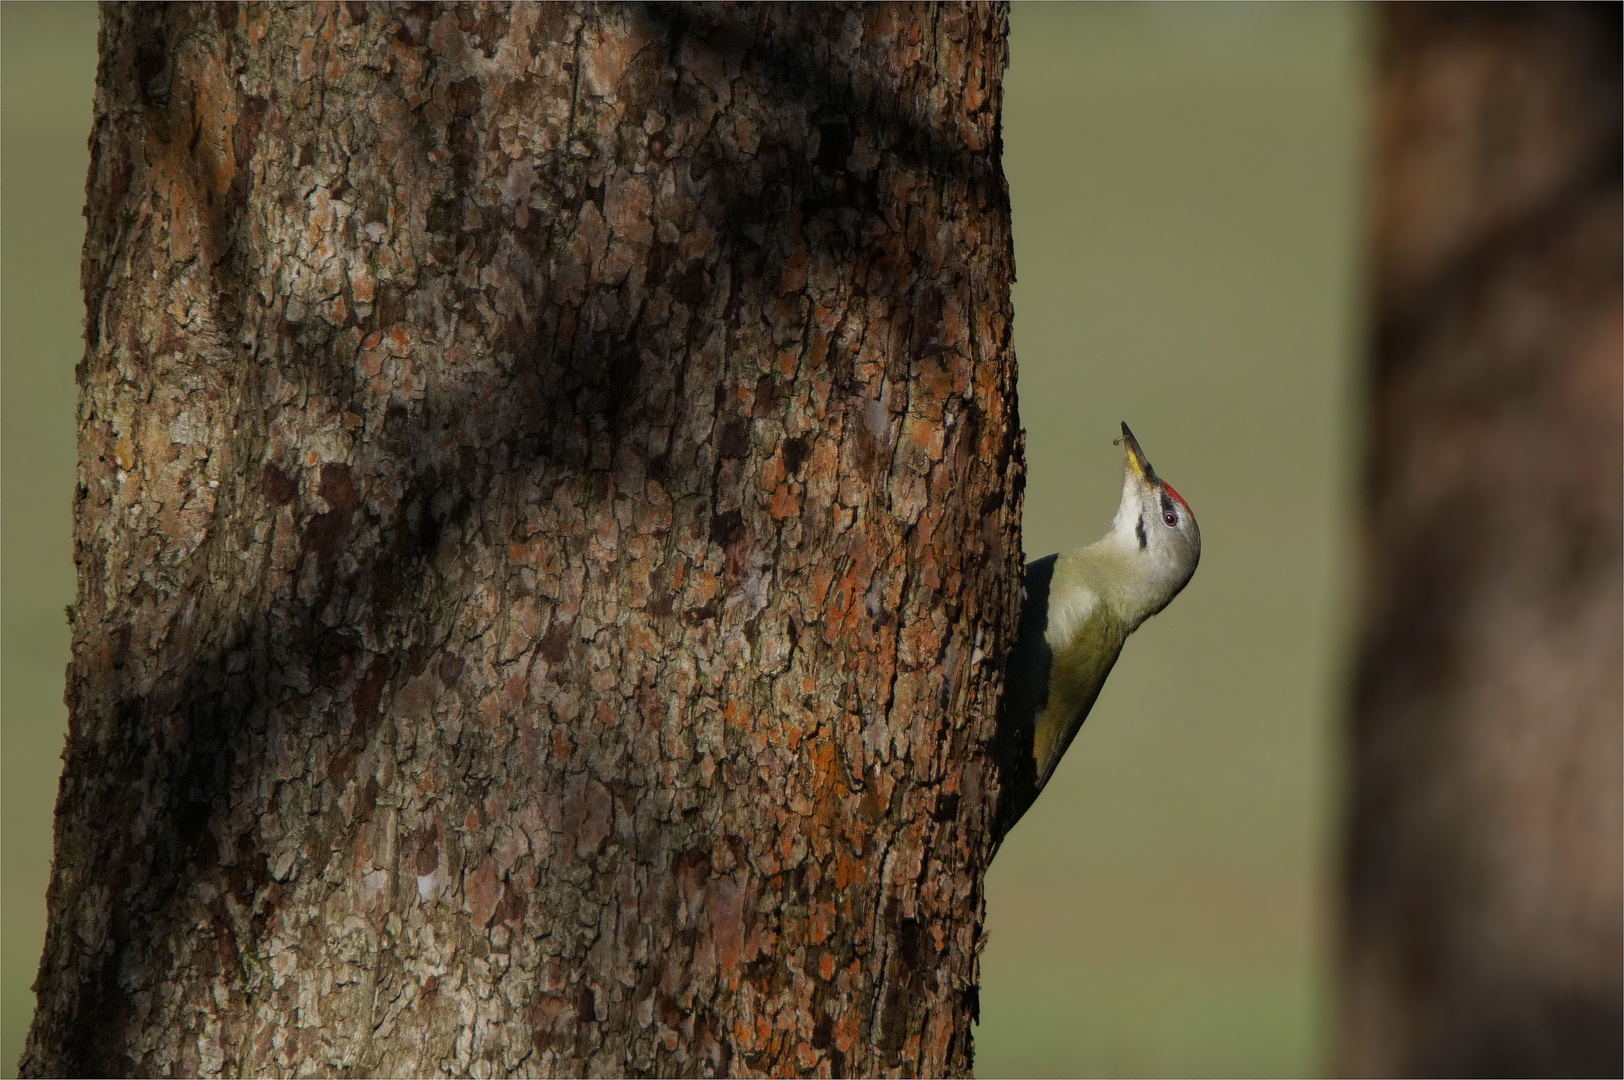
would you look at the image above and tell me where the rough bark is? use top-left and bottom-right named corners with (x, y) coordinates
top-left (1340, 4), bottom-right (1622, 1076)
top-left (24, 4), bottom-right (1021, 1076)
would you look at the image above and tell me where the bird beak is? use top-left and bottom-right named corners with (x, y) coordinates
top-left (1118, 421), bottom-right (1158, 486)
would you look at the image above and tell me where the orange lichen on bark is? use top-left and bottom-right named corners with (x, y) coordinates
top-left (28, 4), bottom-right (1020, 1078)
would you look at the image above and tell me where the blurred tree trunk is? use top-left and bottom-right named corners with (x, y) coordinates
top-left (1341, 4), bottom-right (1622, 1076)
top-left (23, 4), bottom-right (1022, 1076)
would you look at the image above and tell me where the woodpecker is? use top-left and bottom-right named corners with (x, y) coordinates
top-left (992, 422), bottom-right (1201, 839)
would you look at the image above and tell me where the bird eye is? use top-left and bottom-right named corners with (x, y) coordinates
top-left (1163, 510), bottom-right (1179, 527)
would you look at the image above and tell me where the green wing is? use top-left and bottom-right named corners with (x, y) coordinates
top-left (1031, 598), bottom-right (1127, 791)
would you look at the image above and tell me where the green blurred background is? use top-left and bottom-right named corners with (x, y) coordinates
top-left (0, 4), bottom-right (1366, 1075)
top-left (981, 5), bottom-right (1365, 1076)
top-left (3, 4), bottom-right (100, 1076)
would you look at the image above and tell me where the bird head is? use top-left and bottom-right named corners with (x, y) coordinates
top-left (1111, 421), bottom-right (1201, 621)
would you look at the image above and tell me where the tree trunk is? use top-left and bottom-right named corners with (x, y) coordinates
top-left (24, 4), bottom-right (1021, 1076)
top-left (1340, 4), bottom-right (1622, 1076)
